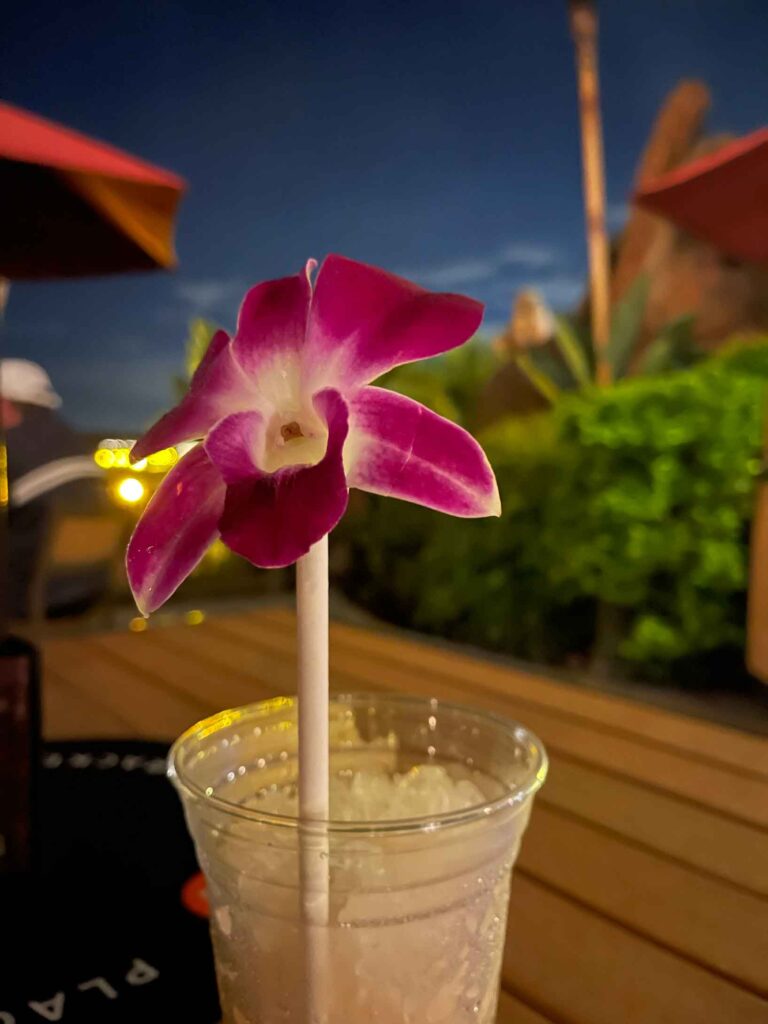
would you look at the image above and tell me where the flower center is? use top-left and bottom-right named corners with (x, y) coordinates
top-left (260, 409), bottom-right (328, 474)
top-left (280, 421), bottom-right (304, 441)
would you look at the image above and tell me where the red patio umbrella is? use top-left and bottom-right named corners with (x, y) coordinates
top-left (0, 100), bottom-right (186, 279)
top-left (634, 126), bottom-right (768, 265)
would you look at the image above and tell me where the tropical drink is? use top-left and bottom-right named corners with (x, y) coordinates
top-left (170, 694), bottom-right (547, 1024)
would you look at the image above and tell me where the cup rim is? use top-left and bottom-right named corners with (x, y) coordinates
top-left (168, 692), bottom-right (548, 835)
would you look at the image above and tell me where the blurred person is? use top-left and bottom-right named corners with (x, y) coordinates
top-left (1, 359), bottom-right (108, 618)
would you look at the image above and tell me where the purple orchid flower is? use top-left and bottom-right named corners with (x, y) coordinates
top-left (127, 255), bottom-right (500, 614)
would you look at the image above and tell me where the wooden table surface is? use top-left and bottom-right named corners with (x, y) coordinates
top-left (42, 607), bottom-right (768, 1024)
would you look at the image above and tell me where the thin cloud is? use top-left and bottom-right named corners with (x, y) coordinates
top-left (499, 243), bottom-right (558, 269)
top-left (402, 241), bottom-right (560, 292)
top-left (415, 259), bottom-right (499, 288)
top-left (176, 277), bottom-right (245, 311)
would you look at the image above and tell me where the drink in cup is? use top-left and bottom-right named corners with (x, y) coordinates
top-left (169, 693), bottom-right (547, 1024)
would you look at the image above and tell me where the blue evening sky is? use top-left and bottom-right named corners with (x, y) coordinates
top-left (2, 0), bottom-right (767, 432)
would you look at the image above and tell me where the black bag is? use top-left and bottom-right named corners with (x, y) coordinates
top-left (1, 741), bottom-right (220, 1024)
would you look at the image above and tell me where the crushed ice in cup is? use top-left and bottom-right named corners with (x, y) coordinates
top-left (249, 764), bottom-right (487, 820)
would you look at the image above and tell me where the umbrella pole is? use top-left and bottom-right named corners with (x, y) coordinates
top-left (568, 0), bottom-right (612, 386)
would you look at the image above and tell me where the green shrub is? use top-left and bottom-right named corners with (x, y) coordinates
top-left (376, 339), bottom-right (498, 429)
top-left (340, 339), bottom-right (768, 678)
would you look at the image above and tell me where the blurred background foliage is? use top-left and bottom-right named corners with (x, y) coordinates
top-left (172, 318), bottom-right (220, 399)
top-left (511, 275), bottom-right (700, 405)
top-left (338, 336), bottom-right (768, 682)
top-left (375, 341), bottom-right (498, 429)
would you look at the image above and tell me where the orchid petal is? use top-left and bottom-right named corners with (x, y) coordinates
top-left (304, 254), bottom-right (484, 390)
top-left (345, 387), bottom-right (501, 517)
top-left (231, 263), bottom-right (311, 390)
top-left (126, 446), bottom-right (226, 615)
top-left (205, 410), bottom-right (266, 485)
top-left (219, 389), bottom-right (349, 568)
top-left (131, 331), bottom-right (255, 461)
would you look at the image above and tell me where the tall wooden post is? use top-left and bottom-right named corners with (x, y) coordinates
top-left (569, 0), bottom-right (612, 386)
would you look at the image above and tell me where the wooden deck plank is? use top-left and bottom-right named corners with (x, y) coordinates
top-left (43, 638), bottom-right (206, 739)
top-left (42, 669), bottom-right (135, 739)
top-left (88, 629), bottom-right (281, 711)
top-left (209, 615), bottom-right (768, 830)
top-left (496, 990), bottom-right (554, 1023)
top-left (519, 805), bottom-right (768, 995)
top-left (504, 876), bottom-right (768, 1024)
top-left (486, 703), bottom-right (768, 830)
top-left (541, 758), bottom-right (768, 898)
top-left (262, 607), bottom-right (768, 778)
top-left (157, 622), bottom-right (297, 692)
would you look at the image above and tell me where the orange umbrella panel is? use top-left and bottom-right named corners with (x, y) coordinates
top-left (0, 101), bottom-right (185, 279)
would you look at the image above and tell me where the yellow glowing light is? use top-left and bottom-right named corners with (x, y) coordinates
top-left (117, 477), bottom-right (145, 504)
top-left (129, 617), bottom-right (148, 633)
top-left (94, 448), bottom-right (115, 469)
top-left (132, 457), bottom-right (148, 472)
top-left (113, 449), bottom-right (130, 468)
top-left (148, 447), bottom-right (178, 468)
top-left (185, 609), bottom-right (205, 626)
top-left (205, 538), bottom-right (230, 564)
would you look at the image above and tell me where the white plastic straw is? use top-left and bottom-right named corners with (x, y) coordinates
top-left (296, 536), bottom-right (330, 1023)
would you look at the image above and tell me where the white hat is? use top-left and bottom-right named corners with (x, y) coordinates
top-left (0, 359), bottom-right (62, 409)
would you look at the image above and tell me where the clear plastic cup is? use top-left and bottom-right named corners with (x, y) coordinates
top-left (169, 693), bottom-right (547, 1024)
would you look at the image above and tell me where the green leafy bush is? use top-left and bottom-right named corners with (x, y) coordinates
top-left (340, 340), bottom-right (768, 678)
top-left (376, 339), bottom-right (497, 428)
